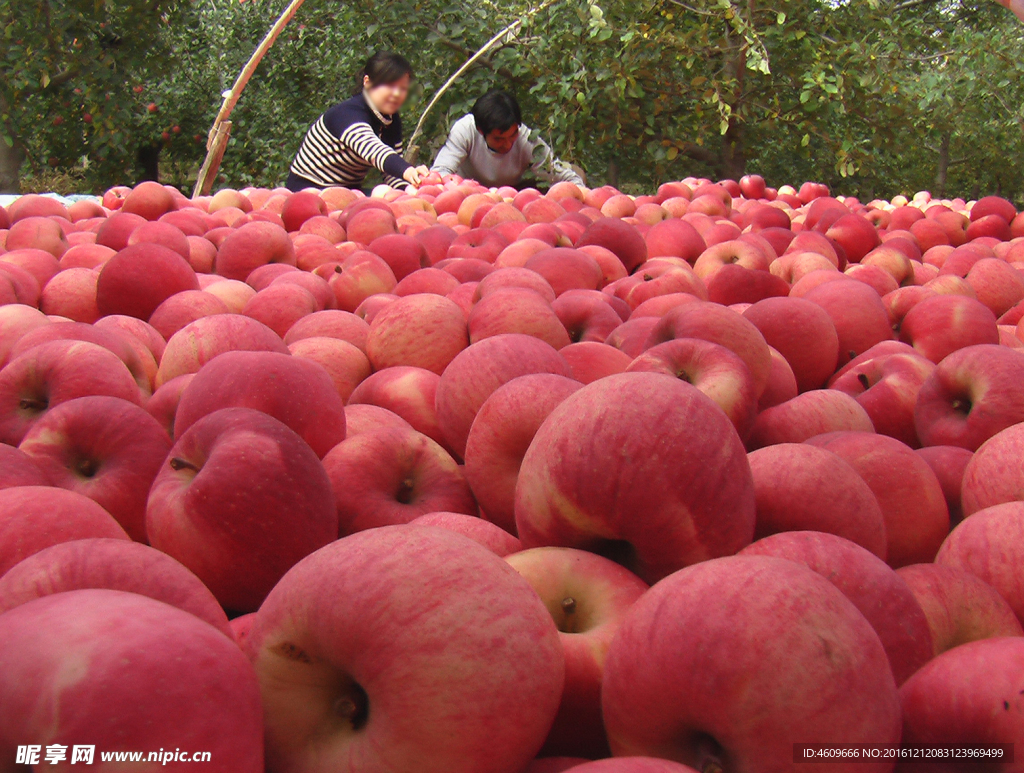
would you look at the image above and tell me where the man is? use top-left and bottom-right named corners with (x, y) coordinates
top-left (431, 90), bottom-right (584, 189)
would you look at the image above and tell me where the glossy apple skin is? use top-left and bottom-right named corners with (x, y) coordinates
top-left (897, 563), bottom-right (1023, 656)
top-left (898, 637), bottom-right (1024, 764)
top-left (914, 445), bottom-right (973, 526)
top-left (175, 349), bottom-right (346, 458)
top-left (746, 444), bottom-right (888, 558)
top-left (18, 395), bottom-right (171, 542)
top-left (602, 556), bottom-right (902, 772)
top-left (830, 352), bottom-right (935, 448)
top-left (914, 344), bottom-right (1024, 451)
top-left (0, 339), bottom-right (143, 445)
top-left (627, 339), bottom-right (758, 440)
top-left (409, 511), bottom-right (522, 556)
top-left (246, 525), bottom-right (565, 773)
top-left (435, 333), bottom-right (571, 460)
top-left (747, 389), bottom-right (875, 450)
top-left (515, 373), bottom-right (755, 584)
top-left (0, 589), bottom-right (264, 773)
top-left (366, 293), bottom-right (469, 375)
top-left (0, 537), bottom-right (232, 637)
top-left (936, 502), bottom-right (1024, 626)
top-left (506, 547), bottom-right (649, 759)
top-left (740, 531), bottom-right (932, 685)
top-left (465, 374), bottom-right (582, 535)
top-left (899, 294), bottom-right (999, 363)
top-left (960, 423), bottom-right (1024, 516)
top-left (347, 365), bottom-right (450, 454)
top-left (146, 407), bottom-right (338, 613)
top-left (743, 296), bottom-right (840, 392)
top-left (323, 425), bottom-right (477, 535)
top-left (0, 485), bottom-right (129, 576)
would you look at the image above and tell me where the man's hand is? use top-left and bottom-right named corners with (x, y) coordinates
top-left (403, 165), bottom-right (431, 186)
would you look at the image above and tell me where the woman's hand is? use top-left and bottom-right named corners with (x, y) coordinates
top-left (403, 165), bottom-right (431, 186)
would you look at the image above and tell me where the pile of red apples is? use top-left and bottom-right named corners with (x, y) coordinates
top-left (1, 171), bottom-right (1023, 772)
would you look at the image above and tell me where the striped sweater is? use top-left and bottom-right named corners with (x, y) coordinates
top-left (289, 94), bottom-right (411, 189)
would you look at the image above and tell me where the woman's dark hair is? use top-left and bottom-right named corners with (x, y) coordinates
top-left (357, 52), bottom-right (414, 94)
top-left (472, 90), bottom-right (522, 136)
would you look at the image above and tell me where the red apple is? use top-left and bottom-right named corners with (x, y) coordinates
top-left (742, 297), bottom-right (840, 392)
top-left (803, 280), bottom-right (894, 366)
top-left (323, 426), bottom-right (476, 534)
top-left (515, 373), bottom-right (755, 583)
top-left (740, 531), bottom-right (933, 685)
top-left (745, 444), bottom-right (888, 557)
top-left (96, 243), bottom-right (200, 320)
top-left (897, 563), bottom-right (1023, 655)
top-left (366, 293), bottom-right (468, 374)
top-left (748, 390), bottom-right (874, 449)
top-left (602, 556), bottom-right (901, 769)
top-left (146, 407), bottom-right (338, 612)
top-left (0, 340), bottom-right (142, 445)
top-left (0, 589), bottom-right (263, 771)
top-left (899, 637), bottom-right (1024, 755)
top-left (830, 351), bottom-right (935, 447)
top-left (807, 432), bottom-right (949, 568)
top-left (156, 313), bottom-right (289, 387)
top-left (506, 547), bottom-right (648, 759)
top-left (645, 302), bottom-right (771, 396)
top-left (245, 525), bottom-right (564, 773)
top-left (0, 538), bottom-right (231, 637)
top-left (288, 336), bottom-right (371, 403)
top-left (0, 486), bottom-right (129, 576)
top-left (464, 374), bottom-right (583, 535)
top-left (435, 333), bottom-right (571, 459)
top-left (175, 350), bottom-right (346, 458)
top-left (626, 339), bottom-right (757, 439)
top-left (347, 366), bottom-right (450, 453)
top-left (935, 502), bottom-right (1024, 624)
top-left (408, 511), bottom-right (521, 556)
top-left (18, 395), bottom-right (171, 542)
top-left (915, 445), bottom-right (974, 526)
top-left (914, 344), bottom-right (1024, 451)
top-left (899, 294), bottom-right (999, 363)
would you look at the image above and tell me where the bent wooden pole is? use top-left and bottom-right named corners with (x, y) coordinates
top-left (192, 0), bottom-right (307, 199)
top-left (405, 0), bottom-right (563, 164)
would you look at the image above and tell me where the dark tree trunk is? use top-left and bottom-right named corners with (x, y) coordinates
top-left (720, 120), bottom-right (746, 180)
top-left (934, 132), bottom-right (950, 197)
top-left (607, 159), bottom-right (619, 188)
top-left (136, 143), bottom-right (161, 183)
top-left (0, 140), bottom-right (23, 194)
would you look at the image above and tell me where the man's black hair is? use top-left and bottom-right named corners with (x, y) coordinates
top-left (472, 90), bottom-right (522, 137)
top-left (357, 52), bottom-right (414, 94)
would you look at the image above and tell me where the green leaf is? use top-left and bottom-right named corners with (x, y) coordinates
top-left (801, 134), bottom-right (810, 147)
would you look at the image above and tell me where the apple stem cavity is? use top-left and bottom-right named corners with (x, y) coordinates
top-left (169, 457), bottom-right (201, 474)
top-left (19, 396), bottom-right (48, 412)
top-left (951, 398), bottom-right (972, 415)
top-left (334, 682), bottom-right (369, 731)
top-left (76, 458), bottom-right (100, 478)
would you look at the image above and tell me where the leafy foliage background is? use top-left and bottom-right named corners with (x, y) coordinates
top-left (3, 0), bottom-right (1023, 201)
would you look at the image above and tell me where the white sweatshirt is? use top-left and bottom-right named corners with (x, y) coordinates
top-left (431, 114), bottom-right (584, 188)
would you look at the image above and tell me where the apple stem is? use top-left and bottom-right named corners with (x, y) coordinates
top-left (169, 457), bottom-right (201, 473)
top-left (19, 397), bottom-right (48, 412)
top-left (561, 597), bottom-right (577, 633)
top-left (951, 398), bottom-right (972, 415)
top-left (857, 373), bottom-right (870, 391)
top-left (396, 477), bottom-right (415, 505)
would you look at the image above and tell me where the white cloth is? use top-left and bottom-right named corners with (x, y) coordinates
top-left (431, 114), bottom-right (583, 188)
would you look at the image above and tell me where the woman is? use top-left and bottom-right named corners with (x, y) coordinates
top-left (286, 52), bottom-right (429, 192)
